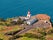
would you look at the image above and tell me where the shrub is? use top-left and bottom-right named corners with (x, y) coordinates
top-left (9, 35), bottom-right (22, 40)
top-left (39, 31), bottom-right (47, 36)
top-left (10, 21), bottom-right (17, 25)
top-left (0, 18), bottom-right (6, 22)
top-left (46, 28), bottom-right (53, 34)
top-left (23, 33), bottom-right (43, 39)
top-left (17, 18), bottom-right (24, 25)
top-left (0, 38), bottom-right (3, 40)
top-left (40, 36), bottom-right (46, 40)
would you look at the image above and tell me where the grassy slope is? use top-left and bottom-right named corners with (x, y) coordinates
top-left (0, 25), bottom-right (53, 40)
top-left (0, 25), bottom-right (22, 40)
top-left (0, 25), bottom-right (40, 40)
top-left (16, 37), bottom-right (39, 40)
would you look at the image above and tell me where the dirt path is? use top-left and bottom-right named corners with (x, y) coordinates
top-left (14, 20), bottom-right (50, 36)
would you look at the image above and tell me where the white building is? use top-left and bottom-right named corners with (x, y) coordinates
top-left (27, 18), bottom-right (38, 25)
top-left (25, 11), bottom-right (31, 20)
top-left (27, 11), bottom-right (31, 18)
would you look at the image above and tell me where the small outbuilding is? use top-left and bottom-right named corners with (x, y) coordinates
top-left (27, 18), bottom-right (38, 25)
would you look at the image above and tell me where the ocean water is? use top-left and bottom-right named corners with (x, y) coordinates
top-left (0, 0), bottom-right (53, 21)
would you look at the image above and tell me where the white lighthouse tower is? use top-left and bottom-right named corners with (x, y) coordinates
top-left (25, 10), bottom-right (31, 20)
top-left (27, 10), bottom-right (31, 19)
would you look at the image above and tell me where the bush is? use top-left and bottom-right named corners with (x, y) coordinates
top-left (0, 23), bottom-right (3, 25)
top-left (40, 36), bottom-right (46, 40)
top-left (39, 31), bottom-right (47, 36)
top-left (4, 23), bottom-right (10, 26)
top-left (0, 38), bottom-right (3, 40)
top-left (23, 33), bottom-right (43, 39)
top-left (23, 33), bottom-right (47, 40)
top-left (47, 29), bottom-right (53, 34)
top-left (9, 35), bottom-right (22, 40)
top-left (17, 18), bottom-right (24, 25)
top-left (10, 21), bottom-right (17, 25)
top-left (9, 37), bottom-right (15, 40)
top-left (0, 18), bottom-right (6, 22)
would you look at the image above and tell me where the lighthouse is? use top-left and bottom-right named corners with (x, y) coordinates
top-left (27, 10), bottom-right (31, 19)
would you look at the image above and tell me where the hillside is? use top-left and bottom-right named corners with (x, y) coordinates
top-left (0, 14), bottom-right (53, 40)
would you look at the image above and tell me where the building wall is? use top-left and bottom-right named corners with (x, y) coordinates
top-left (27, 18), bottom-right (38, 25)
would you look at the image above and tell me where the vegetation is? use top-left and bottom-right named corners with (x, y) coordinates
top-left (0, 17), bottom-right (53, 40)
top-left (0, 38), bottom-right (3, 40)
top-left (50, 19), bottom-right (53, 26)
top-left (17, 18), bottom-right (24, 25)
top-left (0, 18), bottom-right (6, 22)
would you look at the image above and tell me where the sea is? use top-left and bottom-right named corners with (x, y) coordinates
top-left (0, 0), bottom-right (53, 22)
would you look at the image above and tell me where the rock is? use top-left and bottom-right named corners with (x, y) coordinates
top-left (35, 14), bottom-right (50, 20)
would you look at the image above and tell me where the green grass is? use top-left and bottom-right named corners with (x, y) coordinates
top-left (16, 37), bottom-right (39, 40)
top-left (0, 25), bottom-right (22, 40)
top-left (0, 24), bottom-right (53, 40)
